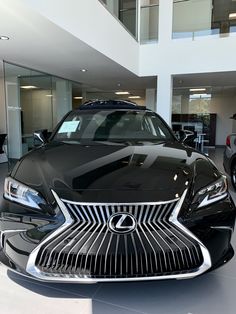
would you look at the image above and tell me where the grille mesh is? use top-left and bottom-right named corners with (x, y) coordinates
top-left (35, 201), bottom-right (204, 278)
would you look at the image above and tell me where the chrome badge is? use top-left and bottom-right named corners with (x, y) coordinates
top-left (108, 213), bottom-right (137, 234)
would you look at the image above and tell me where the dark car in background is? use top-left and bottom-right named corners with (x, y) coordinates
top-left (224, 134), bottom-right (236, 190)
top-left (0, 100), bottom-right (235, 283)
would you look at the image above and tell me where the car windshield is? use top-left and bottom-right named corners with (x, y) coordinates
top-left (52, 109), bottom-right (175, 143)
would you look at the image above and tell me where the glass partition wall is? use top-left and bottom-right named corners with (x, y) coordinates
top-left (100, 0), bottom-right (159, 43)
top-left (100, 0), bottom-right (236, 42)
top-left (173, 0), bottom-right (236, 39)
top-left (171, 79), bottom-right (236, 153)
top-left (0, 61), bottom-right (7, 164)
top-left (172, 87), bottom-right (215, 155)
top-left (4, 62), bottom-right (73, 167)
top-left (140, 0), bottom-right (159, 43)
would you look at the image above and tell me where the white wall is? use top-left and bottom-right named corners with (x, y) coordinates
top-left (140, 36), bottom-right (236, 77)
top-left (21, 0), bottom-right (139, 75)
top-left (209, 95), bottom-right (236, 146)
top-left (138, 0), bottom-right (236, 128)
top-left (140, 0), bottom-right (236, 77)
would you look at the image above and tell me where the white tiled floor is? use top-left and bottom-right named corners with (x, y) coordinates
top-left (0, 149), bottom-right (236, 314)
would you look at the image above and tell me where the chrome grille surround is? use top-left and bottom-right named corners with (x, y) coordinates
top-left (26, 189), bottom-right (212, 282)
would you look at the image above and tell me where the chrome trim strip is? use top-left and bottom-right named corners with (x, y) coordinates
top-left (60, 198), bottom-right (179, 206)
top-left (0, 229), bottom-right (27, 249)
top-left (169, 189), bottom-right (212, 277)
top-left (155, 203), bottom-right (185, 268)
top-left (198, 193), bottom-right (228, 208)
top-left (26, 191), bottom-right (73, 279)
top-left (26, 189), bottom-right (212, 282)
top-left (211, 226), bottom-right (234, 233)
top-left (149, 204), bottom-right (178, 270)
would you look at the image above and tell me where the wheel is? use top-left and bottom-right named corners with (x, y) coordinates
top-left (231, 162), bottom-right (236, 191)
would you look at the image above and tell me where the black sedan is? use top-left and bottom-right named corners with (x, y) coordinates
top-left (0, 100), bottom-right (235, 283)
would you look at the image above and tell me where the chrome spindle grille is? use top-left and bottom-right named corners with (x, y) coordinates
top-left (35, 201), bottom-right (203, 278)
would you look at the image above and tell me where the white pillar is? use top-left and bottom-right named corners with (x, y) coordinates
top-left (155, 0), bottom-right (174, 126)
top-left (53, 79), bottom-right (72, 125)
top-left (156, 73), bottom-right (173, 125)
top-left (5, 76), bottom-right (22, 159)
top-left (145, 88), bottom-right (156, 111)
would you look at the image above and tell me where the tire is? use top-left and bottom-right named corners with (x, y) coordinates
top-left (231, 162), bottom-right (236, 191)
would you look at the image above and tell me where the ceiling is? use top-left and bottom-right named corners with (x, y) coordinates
top-left (0, 0), bottom-right (156, 95)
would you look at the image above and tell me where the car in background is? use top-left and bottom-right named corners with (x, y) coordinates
top-left (224, 134), bottom-right (236, 190)
top-left (0, 100), bottom-right (236, 283)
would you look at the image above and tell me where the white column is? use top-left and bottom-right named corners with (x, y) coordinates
top-left (155, 0), bottom-right (174, 126)
top-left (156, 73), bottom-right (173, 125)
top-left (5, 76), bottom-right (22, 159)
top-left (145, 88), bottom-right (156, 111)
top-left (53, 79), bottom-right (72, 125)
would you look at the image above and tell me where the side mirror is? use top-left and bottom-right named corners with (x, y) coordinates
top-left (33, 129), bottom-right (49, 146)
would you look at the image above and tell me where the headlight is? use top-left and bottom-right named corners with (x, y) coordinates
top-left (192, 176), bottom-right (228, 209)
top-left (4, 177), bottom-right (47, 209)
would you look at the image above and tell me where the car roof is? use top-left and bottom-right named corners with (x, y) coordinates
top-left (77, 100), bottom-right (147, 111)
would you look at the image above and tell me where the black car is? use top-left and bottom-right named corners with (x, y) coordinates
top-left (223, 134), bottom-right (236, 190)
top-left (0, 100), bottom-right (235, 283)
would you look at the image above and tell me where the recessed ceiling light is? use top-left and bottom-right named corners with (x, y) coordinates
top-left (20, 85), bottom-right (38, 89)
top-left (229, 13), bottom-right (236, 19)
top-left (115, 91), bottom-right (130, 95)
top-left (0, 36), bottom-right (9, 40)
top-left (128, 96), bottom-right (141, 99)
top-left (80, 69), bottom-right (87, 72)
top-left (189, 88), bottom-right (206, 92)
top-left (74, 96), bottom-right (83, 99)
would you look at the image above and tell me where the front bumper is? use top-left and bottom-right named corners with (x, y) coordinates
top-left (0, 190), bottom-right (235, 283)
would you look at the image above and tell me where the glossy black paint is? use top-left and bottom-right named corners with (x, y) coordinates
top-left (0, 103), bottom-right (236, 280)
top-left (10, 141), bottom-right (221, 203)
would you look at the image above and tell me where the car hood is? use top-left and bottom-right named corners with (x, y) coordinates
top-left (13, 141), bottom-right (220, 203)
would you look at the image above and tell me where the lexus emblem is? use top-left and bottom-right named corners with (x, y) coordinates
top-left (108, 213), bottom-right (137, 234)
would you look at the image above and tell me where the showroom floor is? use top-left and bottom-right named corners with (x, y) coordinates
top-left (0, 148), bottom-right (236, 314)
